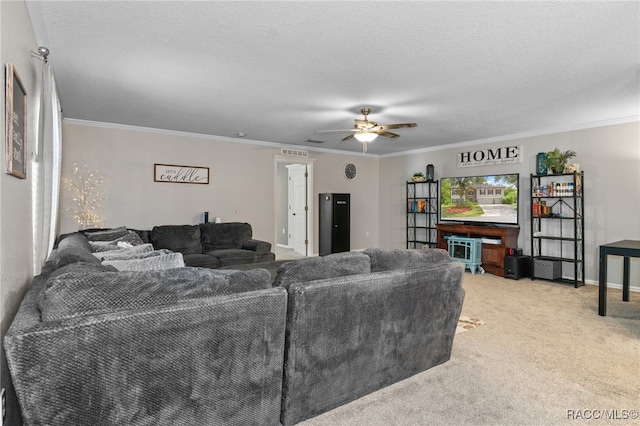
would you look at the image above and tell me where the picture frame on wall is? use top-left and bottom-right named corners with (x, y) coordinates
top-left (5, 63), bottom-right (27, 179)
top-left (154, 163), bottom-right (210, 184)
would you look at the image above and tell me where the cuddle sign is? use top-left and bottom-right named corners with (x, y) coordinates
top-left (154, 164), bottom-right (210, 184)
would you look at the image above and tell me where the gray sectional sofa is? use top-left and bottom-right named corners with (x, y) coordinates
top-left (4, 231), bottom-right (465, 426)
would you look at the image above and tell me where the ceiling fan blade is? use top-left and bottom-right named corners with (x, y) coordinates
top-left (341, 134), bottom-right (355, 141)
top-left (315, 129), bottom-right (356, 134)
top-left (377, 123), bottom-right (417, 131)
top-left (375, 131), bottom-right (401, 139)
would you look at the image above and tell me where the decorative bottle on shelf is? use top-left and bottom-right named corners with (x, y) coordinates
top-left (536, 152), bottom-right (548, 175)
top-left (426, 164), bottom-right (434, 182)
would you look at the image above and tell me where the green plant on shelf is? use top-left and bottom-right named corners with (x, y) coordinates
top-left (544, 148), bottom-right (577, 174)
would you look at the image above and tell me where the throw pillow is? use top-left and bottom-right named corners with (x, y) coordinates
top-left (273, 252), bottom-right (371, 289)
top-left (57, 232), bottom-right (93, 253)
top-left (55, 246), bottom-right (101, 268)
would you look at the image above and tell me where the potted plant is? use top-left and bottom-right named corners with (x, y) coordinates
top-left (412, 172), bottom-right (426, 182)
top-left (544, 148), bottom-right (577, 174)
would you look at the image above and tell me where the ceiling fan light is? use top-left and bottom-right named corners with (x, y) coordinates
top-left (354, 132), bottom-right (378, 143)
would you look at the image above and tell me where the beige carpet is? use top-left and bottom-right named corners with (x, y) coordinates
top-left (301, 273), bottom-right (640, 426)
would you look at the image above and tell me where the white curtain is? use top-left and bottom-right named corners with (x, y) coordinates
top-left (32, 62), bottom-right (62, 273)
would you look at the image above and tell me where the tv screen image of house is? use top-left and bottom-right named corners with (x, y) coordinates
top-left (439, 173), bottom-right (519, 226)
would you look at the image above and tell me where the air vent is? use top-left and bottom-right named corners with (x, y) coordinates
top-left (304, 139), bottom-right (325, 144)
top-left (281, 148), bottom-right (309, 158)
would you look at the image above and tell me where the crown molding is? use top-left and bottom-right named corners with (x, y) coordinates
top-left (62, 118), bottom-right (378, 158)
top-left (64, 115), bottom-right (638, 160)
top-left (380, 115), bottom-right (639, 158)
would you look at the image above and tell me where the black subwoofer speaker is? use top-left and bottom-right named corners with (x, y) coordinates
top-left (504, 255), bottom-right (531, 280)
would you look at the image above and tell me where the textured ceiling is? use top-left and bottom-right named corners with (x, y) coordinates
top-left (27, 1), bottom-right (640, 156)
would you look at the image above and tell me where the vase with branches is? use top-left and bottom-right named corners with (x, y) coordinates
top-left (63, 162), bottom-right (106, 229)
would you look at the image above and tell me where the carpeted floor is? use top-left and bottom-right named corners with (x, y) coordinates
top-left (300, 273), bottom-right (640, 425)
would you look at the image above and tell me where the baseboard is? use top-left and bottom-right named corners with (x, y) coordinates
top-left (584, 279), bottom-right (639, 293)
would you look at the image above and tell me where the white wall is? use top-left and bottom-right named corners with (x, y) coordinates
top-left (61, 121), bottom-right (380, 254)
top-left (379, 121), bottom-right (640, 287)
top-left (0, 1), bottom-right (41, 424)
top-left (63, 120), bottom-right (640, 287)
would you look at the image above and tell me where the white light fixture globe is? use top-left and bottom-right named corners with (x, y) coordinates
top-left (354, 132), bottom-right (378, 143)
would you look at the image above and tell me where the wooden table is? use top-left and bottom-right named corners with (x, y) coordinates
top-left (598, 240), bottom-right (640, 316)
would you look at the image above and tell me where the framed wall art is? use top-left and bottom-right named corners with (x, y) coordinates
top-left (5, 64), bottom-right (27, 179)
top-left (154, 163), bottom-right (210, 184)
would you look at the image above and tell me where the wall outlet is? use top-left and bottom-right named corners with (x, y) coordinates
top-left (365, 231), bottom-right (369, 237)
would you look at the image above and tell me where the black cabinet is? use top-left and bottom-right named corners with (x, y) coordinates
top-left (319, 193), bottom-right (350, 256)
top-left (530, 172), bottom-right (584, 287)
top-left (406, 180), bottom-right (438, 249)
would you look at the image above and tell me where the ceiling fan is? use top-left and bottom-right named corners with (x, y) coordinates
top-left (316, 108), bottom-right (417, 152)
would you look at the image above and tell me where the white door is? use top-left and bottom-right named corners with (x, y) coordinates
top-left (288, 164), bottom-right (308, 256)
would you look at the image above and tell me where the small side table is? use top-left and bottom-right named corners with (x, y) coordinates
top-left (599, 240), bottom-right (640, 316)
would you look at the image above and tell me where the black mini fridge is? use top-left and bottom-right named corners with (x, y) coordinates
top-left (319, 193), bottom-right (350, 256)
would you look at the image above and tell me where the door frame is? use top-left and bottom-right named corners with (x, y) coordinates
top-left (274, 155), bottom-right (316, 257)
top-left (286, 163), bottom-right (307, 255)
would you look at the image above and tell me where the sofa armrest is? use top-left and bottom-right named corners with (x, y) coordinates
top-left (5, 288), bottom-right (287, 426)
top-left (242, 238), bottom-right (272, 253)
top-left (280, 262), bottom-right (465, 425)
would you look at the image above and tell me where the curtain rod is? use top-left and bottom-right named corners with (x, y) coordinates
top-left (31, 46), bottom-right (49, 63)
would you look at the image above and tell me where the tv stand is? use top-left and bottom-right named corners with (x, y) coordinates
top-left (436, 223), bottom-right (519, 276)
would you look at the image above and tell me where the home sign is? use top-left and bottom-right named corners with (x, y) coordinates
top-left (457, 145), bottom-right (522, 168)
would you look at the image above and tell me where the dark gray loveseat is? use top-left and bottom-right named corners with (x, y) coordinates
top-left (136, 222), bottom-right (275, 268)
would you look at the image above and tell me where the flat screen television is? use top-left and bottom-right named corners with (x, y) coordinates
top-left (439, 173), bottom-right (519, 226)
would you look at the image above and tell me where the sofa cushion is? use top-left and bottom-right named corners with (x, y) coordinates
top-left (183, 253), bottom-right (221, 269)
top-left (55, 247), bottom-right (101, 268)
top-left (364, 248), bottom-right (451, 272)
top-left (102, 252), bottom-right (185, 271)
top-left (208, 249), bottom-right (275, 267)
top-left (57, 232), bottom-right (93, 253)
top-left (241, 239), bottom-right (272, 253)
top-left (129, 229), bottom-right (151, 244)
top-left (150, 225), bottom-right (202, 254)
top-left (38, 267), bottom-right (272, 321)
top-left (200, 222), bottom-right (252, 251)
top-left (273, 252), bottom-right (371, 289)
